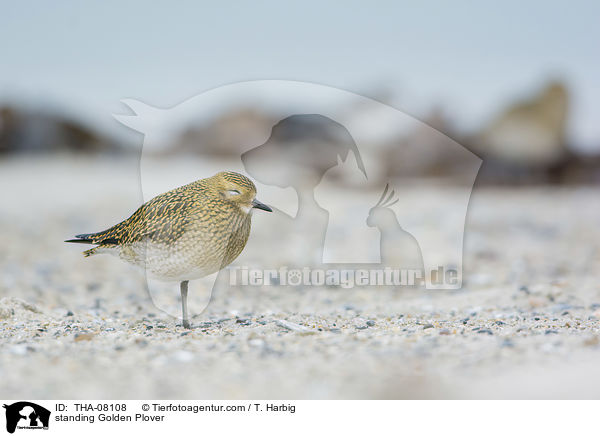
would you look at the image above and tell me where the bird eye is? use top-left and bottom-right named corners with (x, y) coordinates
top-left (227, 189), bottom-right (241, 196)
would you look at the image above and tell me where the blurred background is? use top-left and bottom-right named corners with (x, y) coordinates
top-left (2, 1), bottom-right (600, 399)
top-left (1, 1), bottom-right (599, 184)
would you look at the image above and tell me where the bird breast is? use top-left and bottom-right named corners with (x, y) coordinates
top-left (130, 208), bottom-right (252, 281)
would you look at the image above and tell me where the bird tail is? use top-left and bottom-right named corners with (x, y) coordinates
top-left (64, 233), bottom-right (95, 244)
top-left (65, 232), bottom-right (120, 257)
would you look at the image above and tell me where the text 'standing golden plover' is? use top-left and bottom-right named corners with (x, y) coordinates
top-left (66, 171), bottom-right (272, 328)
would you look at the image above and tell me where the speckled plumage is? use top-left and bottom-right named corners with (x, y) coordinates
top-left (66, 171), bottom-right (272, 328)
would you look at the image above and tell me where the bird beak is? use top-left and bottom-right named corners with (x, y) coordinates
top-left (252, 199), bottom-right (272, 212)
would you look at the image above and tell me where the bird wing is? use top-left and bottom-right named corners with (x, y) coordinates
top-left (67, 184), bottom-right (205, 247)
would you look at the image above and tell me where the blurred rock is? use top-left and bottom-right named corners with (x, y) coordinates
top-left (0, 105), bottom-right (122, 154)
top-left (5, 83), bottom-right (597, 185)
top-left (242, 114), bottom-right (366, 188)
top-left (559, 152), bottom-right (600, 184)
top-left (468, 81), bottom-right (580, 183)
top-left (169, 109), bottom-right (274, 156)
top-left (383, 107), bottom-right (478, 182)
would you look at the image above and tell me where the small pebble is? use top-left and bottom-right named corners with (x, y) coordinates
top-left (74, 332), bottom-right (95, 342)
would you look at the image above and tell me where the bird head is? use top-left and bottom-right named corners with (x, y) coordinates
top-left (212, 171), bottom-right (273, 214)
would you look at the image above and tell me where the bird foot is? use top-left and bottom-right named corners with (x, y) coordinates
top-left (182, 319), bottom-right (191, 329)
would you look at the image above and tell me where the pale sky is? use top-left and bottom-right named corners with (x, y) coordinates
top-left (1, 1), bottom-right (598, 149)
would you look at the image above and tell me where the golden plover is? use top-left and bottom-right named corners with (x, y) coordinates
top-left (66, 171), bottom-right (272, 328)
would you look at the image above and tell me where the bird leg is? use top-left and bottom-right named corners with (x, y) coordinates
top-left (180, 280), bottom-right (190, 329)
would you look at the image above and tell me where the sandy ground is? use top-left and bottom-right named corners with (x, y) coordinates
top-left (1, 155), bottom-right (600, 399)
